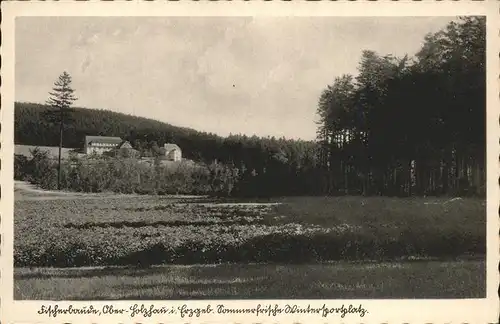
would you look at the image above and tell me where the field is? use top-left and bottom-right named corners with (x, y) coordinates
top-left (15, 261), bottom-right (485, 300)
top-left (14, 183), bottom-right (486, 299)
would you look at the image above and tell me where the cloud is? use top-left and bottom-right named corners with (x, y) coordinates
top-left (80, 54), bottom-right (92, 73)
top-left (74, 33), bottom-right (100, 48)
top-left (15, 16), bottom-right (455, 140)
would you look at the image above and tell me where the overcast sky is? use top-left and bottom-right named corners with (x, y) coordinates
top-left (16, 17), bottom-right (454, 140)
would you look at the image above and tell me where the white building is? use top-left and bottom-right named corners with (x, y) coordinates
top-left (162, 143), bottom-right (182, 161)
top-left (84, 136), bottom-right (132, 155)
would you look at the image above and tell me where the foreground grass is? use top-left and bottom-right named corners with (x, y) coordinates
top-left (15, 195), bottom-right (485, 267)
top-left (15, 260), bottom-right (485, 300)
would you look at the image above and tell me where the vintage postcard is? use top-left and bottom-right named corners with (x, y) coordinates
top-left (1, 1), bottom-right (499, 323)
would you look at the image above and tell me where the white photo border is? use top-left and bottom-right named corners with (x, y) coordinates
top-left (1, 1), bottom-right (498, 323)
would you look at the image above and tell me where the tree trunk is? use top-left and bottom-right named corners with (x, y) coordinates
top-left (57, 109), bottom-right (63, 190)
top-left (442, 147), bottom-right (451, 195)
top-left (454, 146), bottom-right (460, 192)
top-left (408, 159), bottom-right (413, 196)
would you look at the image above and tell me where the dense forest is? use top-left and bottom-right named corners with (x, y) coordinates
top-left (15, 17), bottom-right (485, 197)
top-left (315, 17), bottom-right (485, 196)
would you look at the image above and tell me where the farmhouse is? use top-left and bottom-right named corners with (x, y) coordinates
top-left (161, 143), bottom-right (182, 161)
top-left (84, 136), bottom-right (133, 155)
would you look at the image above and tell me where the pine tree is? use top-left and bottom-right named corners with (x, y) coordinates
top-left (45, 71), bottom-right (77, 190)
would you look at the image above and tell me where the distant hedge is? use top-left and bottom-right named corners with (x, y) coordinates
top-left (15, 149), bottom-right (239, 196)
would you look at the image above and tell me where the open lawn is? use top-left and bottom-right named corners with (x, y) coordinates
top-left (15, 260), bottom-right (485, 300)
top-left (14, 183), bottom-right (486, 299)
top-left (15, 193), bottom-right (485, 267)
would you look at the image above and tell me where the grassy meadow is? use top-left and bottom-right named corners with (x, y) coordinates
top-left (15, 261), bottom-right (485, 300)
top-left (14, 186), bottom-right (486, 299)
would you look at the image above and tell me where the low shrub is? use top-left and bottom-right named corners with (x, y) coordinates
top-left (14, 225), bottom-right (485, 267)
top-left (14, 196), bottom-right (485, 267)
top-left (20, 154), bottom-right (239, 196)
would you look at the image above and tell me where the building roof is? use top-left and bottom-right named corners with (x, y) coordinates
top-left (164, 143), bottom-right (181, 151)
top-left (85, 136), bottom-right (123, 145)
top-left (117, 141), bottom-right (133, 149)
top-left (15, 145), bottom-right (77, 160)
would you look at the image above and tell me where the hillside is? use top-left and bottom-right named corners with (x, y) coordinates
top-left (15, 102), bottom-right (227, 161)
top-left (15, 101), bottom-right (318, 166)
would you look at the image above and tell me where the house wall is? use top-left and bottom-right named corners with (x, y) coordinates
top-left (120, 142), bottom-right (133, 149)
top-left (85, 143), bottom-right (119, 155)
top-left (174, 149), bottom-right (182, 161)
top-left (166, 149), bottom-right (182, 161)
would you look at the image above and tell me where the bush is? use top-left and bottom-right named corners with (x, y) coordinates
top-left (21, 154), bottom-right (240, 196)
top-left (14, 154), bottom-right (29, 180)
top-left (22, 148), bottom-right (59, 189)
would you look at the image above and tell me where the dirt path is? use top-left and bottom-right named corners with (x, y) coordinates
top-left (14, 181), bottom-right (208, 201)
top-left (14, 181), bottom-right (125, 201)
top-left (191, 202), bottom-right (283, 207)
top-left (15, 181), bottom-right (89, 196)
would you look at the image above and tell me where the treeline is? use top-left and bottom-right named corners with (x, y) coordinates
top-left (15, 17), bottom-right (485, 197)
top-left (316, 17), bottom-right (485, 197)
top-left (15, 102), bottom-right (323, 196)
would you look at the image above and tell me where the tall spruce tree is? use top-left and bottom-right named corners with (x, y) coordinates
top-left (45, 71), bottom-right (77, 190)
